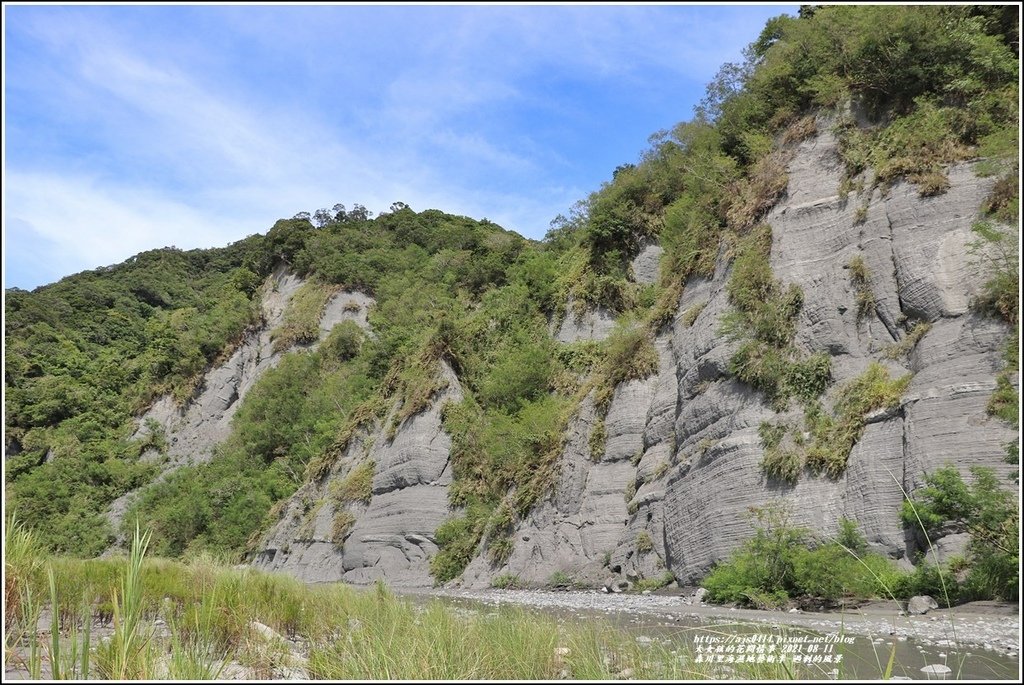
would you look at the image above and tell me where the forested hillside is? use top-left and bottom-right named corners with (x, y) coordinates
top-left (5, 5), bottom-right (1018, 601)
top-left (6, 207), bottom-right (541, 554)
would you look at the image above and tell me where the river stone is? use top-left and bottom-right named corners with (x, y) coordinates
top-left (907, 595), bottom-right (940, 615)
top-left (920, 664), bottom-right (952, 676)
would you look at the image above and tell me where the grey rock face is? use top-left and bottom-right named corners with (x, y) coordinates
top-left (459, 393), bottom-right (622, 588)
top-left (106, 266), bottom-right (375, 538)
top-left (248, 122), bottom-right (1016, 590)
top-left (462, 121), bottom-right (1016, 590)
top-left (555, 297), bottom-right (617, 343)
top-left (252, 360), bottom-right (462, 587)
top-left (630, 242), bottom-right (664, 285)
top-left (659, 125), bottom-right (1013, 583)
top-left (602, 379), bottom-right (657, 463)
top-left (319, 291), bottom-right (373, 334)
top-left (461, 336), bottom-right (678, 589)
top-left (133, 267), bottom-right (304, 467)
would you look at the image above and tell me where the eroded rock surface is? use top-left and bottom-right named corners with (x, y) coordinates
top-left (106, 267), bottom-right (374, 536)
top-left (456, 121), bottom-right (1016, 589)
top-left (631, 242), bottom-right (665, 285)
top-left (245, 122), bottom-right (1015, 590)
top-left (252, 361), bottom-right (462, 587)
top-left (555, 297), bottom-right (617, 343)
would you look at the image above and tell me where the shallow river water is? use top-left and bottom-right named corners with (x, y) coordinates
top-left (404, 589), bottom-right (1020, 681)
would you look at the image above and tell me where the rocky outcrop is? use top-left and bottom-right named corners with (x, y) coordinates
top-left (555, 297), bottom-right (617, 343)
top-left (455, 119), bottom-right (1016, 589)
top-left (106, 266), bottom-right (374, 535)
top-left (319, 291), bottom-right (373, 334)
top-left (251, 360), bottom-right (462, 587)
top-left (630, 242), bottom-right (664, 285)
top-left (242, 119), bottom-right (1015, 590)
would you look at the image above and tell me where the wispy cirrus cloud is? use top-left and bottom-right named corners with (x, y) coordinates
top-left (4, 4), bottom-right (797, 290)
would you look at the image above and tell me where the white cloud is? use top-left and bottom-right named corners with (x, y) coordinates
top-left (4, 5), bottom-right (796, 288)
top-left (5, 171), bottom-right (260, 272)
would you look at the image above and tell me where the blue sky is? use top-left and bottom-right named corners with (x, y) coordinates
top-left (4, 3), bottom-right (797, 290)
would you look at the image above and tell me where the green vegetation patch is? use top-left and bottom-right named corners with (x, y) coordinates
top-left (6, 521), bottom-right (827, 680)
top-left (987, 373), bottom-right (1019, 427)
top-left (758, 421), bottom-right (803, 484)
top-left (970, 210), bottom-right (1019, 432)
top-left (124, 313), bottom-right (373, 558)
top-left (329, 461), bottom-right (375, 505)
top-left (429, 511), bottom-right (484, 584)
top-left (297, 500), bottom-right (325, 540)
top-left (435, 394), bottom-right (571, 582)
top-left (489, 573), bottom-right (523, 589)
top-left (723, 225), bottom-right (832, 412)
top-left (330, 510), bottom-right (356, 548)
top-left (569, 319), bottom-right (661, 461)
top-left (803, 362), bottom-right (910, 477)
top-left (837, 100), bottom-right (976, 197)
top-left (847, 254), bottom-right (875, 320)
top-left (681, 301), bottom-right (707, 328)
top-left (270, 280), bottom-right (337, 352)
top-left (902, 465), bottom-right (1019, 602)
top-left (634, 572), bottom-right (676, 593)
top-left (883, 322), bottom-right (932, 360)
top-left (757, 362), bottom-right (911, 481)
top-left (702, 504), bottom-right (909, 608)
top-left (5, 242), bottom-right (267, 555)
top-left (724, 150), bottom-right (791, 231)
top-left (591, 323), bottom-right (660, 413)
top-left (588, 419), bottom-right (606, 462)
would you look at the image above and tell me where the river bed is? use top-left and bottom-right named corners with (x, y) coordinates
top-left (400, 587), bottom-right (1020, 681)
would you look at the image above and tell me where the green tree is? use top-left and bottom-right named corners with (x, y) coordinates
top-left (901, 465), bottom-right (1019, 600)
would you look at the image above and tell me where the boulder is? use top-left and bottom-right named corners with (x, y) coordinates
top-left (907, 595), bottom-right (939, 615)
top-left (920, 664), bottom-right (952, 676)
top-left (608, 579), bottom-right (632, 593)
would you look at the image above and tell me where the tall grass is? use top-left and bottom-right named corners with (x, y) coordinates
top-left (164, 583), bottom-right (231, 680)
top-left (43, 566), bottom-right (92, 680)
top-left (4, 513), bottom-right (46, 678)
top-left (7, 517), bottom-right (1010, 681)
top-left (4, 513), bottom-right (45, 626)
top-left (94, 524), bottom-right (156, 679)
top-left (9, 546), bottom-right (841, 681)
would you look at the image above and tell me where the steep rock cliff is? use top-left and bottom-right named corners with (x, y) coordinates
top-left (252, 360), bottom-right (462, 587)
top-left (242, 121), bottom-right (1015, 589)
top-left (106, 265), bottom-right (374, 535)
top-left (462, 121), bottom-right (1017, 587)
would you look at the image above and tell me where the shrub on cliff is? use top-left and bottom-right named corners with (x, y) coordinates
top-left (702, 504), bottom-right (908, 607)
top-left (901, 465), bottom-right (1019, 601)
